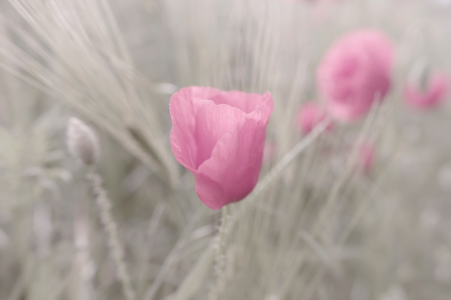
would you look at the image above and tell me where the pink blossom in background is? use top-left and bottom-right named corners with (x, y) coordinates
top-left (403, 72), bottom-right (448, 110)
top-left (263, 141), bottom-right (277, 164)
top-left (317, 29), bottom-right (394, 122)
top-left (296, 102), bottom-right (333, 134)
top-left (170, 87), bottom-right (274, 210)
top-left (359, 142), bottom-right (375, 174)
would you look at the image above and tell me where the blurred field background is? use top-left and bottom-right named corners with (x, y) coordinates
top-left (1, 0), bottom-right (451, 299)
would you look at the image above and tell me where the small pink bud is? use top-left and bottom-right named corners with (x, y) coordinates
top-left (296, 102), bottom-right (332, 135)
top-left (403, 71), bottom-right (448, 110)
top-left (263, 141), bottom-right (277, 164)
top-left (359, 142), bottom-right (375, 174)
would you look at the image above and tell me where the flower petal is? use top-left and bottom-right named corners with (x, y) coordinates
top-left (195, 93), bottom-right (273, 209)
top-left (170, 88), bottom-right (200, 173)
top-left (189, 86), bottom-right (267, 113)
top-left (194, 100), bottom-right (246, 168)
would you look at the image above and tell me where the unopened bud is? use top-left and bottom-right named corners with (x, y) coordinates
top-left (67, 118), bottom-right (99, 166)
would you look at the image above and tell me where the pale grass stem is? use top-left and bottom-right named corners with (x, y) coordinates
top-left (87, 172), bottom-right (136, 300)
top-left (142, 206), bottom-right (208, 300)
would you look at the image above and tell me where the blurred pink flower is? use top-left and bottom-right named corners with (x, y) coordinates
top-left (263, 141), bottom-right (277, 164)
top-left (317, 29), bottom-right (394, 122)
top-left (359, 142), bottom-right (375, 174)
top-left (403, 72), bottom-right (448, 110)
top-left (170, 86), bottom-right (273, 210)
top-left (296, 102), bottom-right (333, 134)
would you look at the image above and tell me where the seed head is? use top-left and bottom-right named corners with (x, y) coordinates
top-left (67, 118), bottom-right (99, 166)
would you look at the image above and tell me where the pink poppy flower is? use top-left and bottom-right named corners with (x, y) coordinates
top-left (170, 86), bottom-right (273, 210)
top-left (403, 72), bottom-right (448, 110)
top-left (359, 142), bottom-right (375, 174)
top-left (296, 102), bottom-right (333, 134)
top-left (317, 29), bottom-right (394, 122)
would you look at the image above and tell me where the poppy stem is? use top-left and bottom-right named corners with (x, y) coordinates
top-left (209, 205), bottom-right (229, 300)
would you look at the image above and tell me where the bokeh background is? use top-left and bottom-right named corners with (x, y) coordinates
top-left (1, 0), bottom-right (451, 300)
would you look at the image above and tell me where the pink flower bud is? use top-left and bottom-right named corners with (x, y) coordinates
top-left (263, 141), bottom-right (277, 164)
top-left (296, 102), bottom-right (333, 134)
top-left (403, 71), bottom-right (448, 110)
top-left (359, 142), bottom-right (375, 174)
